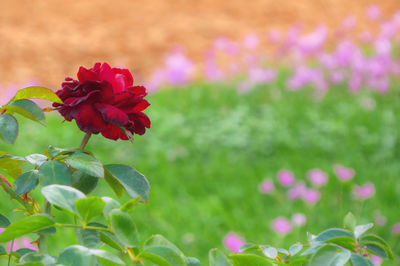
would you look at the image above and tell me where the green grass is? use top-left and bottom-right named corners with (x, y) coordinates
top-left (1, 82), bottom-right (400, 264)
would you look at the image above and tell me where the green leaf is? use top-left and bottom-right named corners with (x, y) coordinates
top-left (99, 231), bottom-right (125, 252)
top-left (39, 160), bottom-right (71, 186)
top-left (360, 234), bottom-right (394, 260)
top-left (0, 213), bottom-right (10, 227)
top-left (14, 248), bottom-right (36, 258)
top-left (354, 223), bottom-right (374, 239)
top-left (89, 249), bottom-right (125, 265)
top-left (19, 253), bottom-right (56, 266)
top-left (209, 249), bottom-right (232, 266)
top-left (75, 229), bottom-right (101, 249)
top-left (66, 152), bottom-right (104, 178)
top-left (239, 243), bottom-right (259, 253)
top-left (141, 247), bottom-right (186, 266)
top-left (6, 99), bottom-right (45, 125)
top-left (301, 243), bottom-right (324, 256)
top-left (14, 170), bottom-right (39, 195)
top-left (361, 242), bottom-right (389, 259)
top-left (74, 197), bottom-right (105, 224)
top-left (0, 214), bottom-right (54, 242)
top-left (11, 86), bottom-right (63, 103)
top-left (102, 197), bottom-right (121, 218)
top-left (104, 170), bottom-right (124, 198)
top-left (25, 154), bottom-right (48, 167)
top-left (344, 212), bottom-right (356, 230)
top-left (0, 157), bottom-right (22, 178)
top-left (41, 185), bottom-right (86, 217)
top-left (47, 145), bottom-right (80, 159)
top-left (0, 114), bottom-right (18, 144)
top-left (230, 254), bottom-right (273, 266)
top-left (260, 245), bottom-right (277, 259)
top-left (120, 196), bottom-right (141, 213)
top-left (325, 236), bottom-right (356, 250)
top-left (57, 245), bottom-right (97, 265)
top-left (71, 170), bottom-right (98, 194)
top-left (289, 243), bottom-right (303, 256)
top-left (104, 164), bottom-right (150, 202)
top-left (309, 245), bottom-right (351, 266)
top-left (0, 245), bottom-right (7, 255)
top-left (109, 209), bottom-right (139, 247)
top-left (186, 257), bottom-right (201, 266)
top-left (315, 228), bottom-right (354, 242)
top-left (350, 253), bottom-right (374, 266)
top-left (277, 248), bottom-right (289, 255)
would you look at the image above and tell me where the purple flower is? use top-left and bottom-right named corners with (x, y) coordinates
top-left (271, 217), bottom-right (292, 235)
top-left (366, 5), bottom-right (381, 21)
top-left (243, 33), bottom-right (259, 50)
top-left (277, 170), bottom-right (295, 187)
top-left (223, 233), bottom-right (245, 253)
top-left (259, 179), bottom-right (275, 194)
top-left (287, 182), bottom-right (306, 200)
top-left (297, 25), bottom-right (328, 55)
top-left (370, 255), bottom-right (382, 266)
top-left (291, 213), bottom-right (306, 227)
top-left (302, 189), bottom-right (321, 205)
top-left (163, 48), bottom-right (195, 86)
top-left (353, 183), bottom-right (375, 200)
top-left (307, 169), bottom-right (328, 187)
top-left (333, 164), bottom-right (355, 181)
top-left (392, 223), bottom-right (400, 235)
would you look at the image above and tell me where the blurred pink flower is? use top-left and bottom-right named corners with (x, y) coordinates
top-left (366, 5), bottom-right (381, 21)
top-left (0, 228), bottom-right (37, 252)
top-left (259, 179), bottom-right (275, 194)
top-left (291, 213), bottom-right (306, 227)
top-left (333, 164), bottom-right (355, 181)
top-left (342, 16), bottom-right (356, 30)
top-left (271, 217), bottom-right (292, 235)
top-left (237, 80), bottom-right (251, 94)
top-left (391, 223), bottom-right (400, 235)
top-left (243, 33), bottom-right (259, 50)
top-left (348, 72), bottom-right (362, 92)
top-left (146, 68), bottom-right (165, 93)
top-left (360, 31), bottom-right (373, 44)
top-left (353, 183), bottom-right (375, 200)
top-left (307, 169), bottom-right (328, 187)
top-left (163, 48), bottom-right (195, 86)
top-left (370, 255), bottom-right (382, 266)
top-left (302, 189), bottom-right (321, 205)
top-left (248, 68), bottom-right (276, 84)
top-left (268, 29), bottom-right (281, 43)
top-left (373, 211), bottom-right (387, 227)
top-left (329, 71), bottom-right (345, 84)
top-left (223, 233), bottom-right (245, 253)
top-left (277, 170), bottom-right (295, 187)
top-left (287, 182), bottom-right (307, 200)
top-left (297, 25), bottom-right (328, 55)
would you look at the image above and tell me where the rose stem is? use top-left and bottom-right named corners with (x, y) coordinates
top-left (79, 133), bottom-right (92, 150)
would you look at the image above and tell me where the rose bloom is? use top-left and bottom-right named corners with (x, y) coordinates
top-left (223, 232), bottom-right (245, 253)
top-left (53, 62), bottom-right (150, 140)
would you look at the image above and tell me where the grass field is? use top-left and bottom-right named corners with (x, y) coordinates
top-left (1, 81), bottom-right (400, 264)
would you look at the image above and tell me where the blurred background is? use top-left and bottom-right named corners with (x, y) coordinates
top-left (1, 0), bottom-right (400, 265)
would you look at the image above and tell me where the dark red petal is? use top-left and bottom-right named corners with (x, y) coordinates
top-left (113, 74), bottom-right (128, 93)
top-left (113, 68), bottom-right (134, 87)
top-left (95, 103), bottom-right (129, 126)
top-left (101, 124), bottom-right (129, 140)
top-left (58, 106), bottom-right (74, 121)
top-left (63, 90), bottom-right (100, 107)
top-left (132, 100), bottom-right (150, 112)
top-left (77, 66), bottom-right (98, 83)
top-left (99, 63), bottom-right (114, 83)
top-left (128, 86), bottom-right (147, 96)
top-left (72, 103), bottom-right (107, 134)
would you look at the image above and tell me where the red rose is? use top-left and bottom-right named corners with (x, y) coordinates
top-left (53, 62), bottom-right (150, 140)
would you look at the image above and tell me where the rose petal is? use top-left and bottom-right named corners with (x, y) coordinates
top-left (95, 103), bottom-right (129, 126)
top-left (133, 100), bottom-right (150, 112)
top-left (63, 90), bottom-right (100, 107)
top-left (77, 67), bottom-right (98, 83)
top-left (101, 124), bottom-right (129, 140)
top-left (72, 103), bottom-right (107, 134)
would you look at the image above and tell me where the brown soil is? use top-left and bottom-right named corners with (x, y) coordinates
top-left (0, 0), bottom-right (399, 88)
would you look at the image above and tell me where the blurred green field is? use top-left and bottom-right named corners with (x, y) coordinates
top-left (1, 81), bottom-right (400, 264)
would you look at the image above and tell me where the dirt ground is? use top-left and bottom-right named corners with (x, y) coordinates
top-left (0, 0), bottom-right (399, 88)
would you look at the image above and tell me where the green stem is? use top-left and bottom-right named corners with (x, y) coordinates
top-left (79, 133), bottom-right (92, 150)
top-left (8, 239), bottom-right (14, 266)
top-left (0, 180), bottom-right (34, 214)
top-left (39, 200), bottom-right (51, 254)
top-left (54, 223), bottom-right (112, 232)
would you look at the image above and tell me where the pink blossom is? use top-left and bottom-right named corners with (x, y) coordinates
top-left (297, 25), bottom-right (328, 55)
top-left (348, 71), bottom-right (362, 92)
top-left (146, 68), bottom-right (165, 93)
top-left (268, 29), bottom-right (281, 43)
top-left (163, 48), bottom-right (195, 86)
top-left (248, 68), bottom-right (276, 84)
top-left (333, 164), bottom-right (355, 181)
top-left (353, 183), bottom-right (375, 200)
top-left (342, 16), bottom-right (356, 30)
top-left (287, 182), bottom-right (306, 200)
top-left (302, 189), bottom-right (321, 205)
top-left (277, 170), bottom-right (295, 187)
top-left (329, 71), bottom-right (345, 84)
top-left (307, 169), bottom-right (328, 187)
top-left (360, 31), bottom-right (372, 44)
top-left (366, 5), bottom-right (381, 21)
top-left (291, 213), bottom-right (306, 227)
top-left (271, 217), bottom-right (292, 235)
top-left (391, 223), bottom-right (400, 235)
top-left (373, 211), bottom-right (387, 227)
top-left (223, 233), bottom-right (245, 253)
top-left (259, 179), bottom-right (275, 194)
top-left (243, 33), bottom-right (259, 50)
top-left (370, 255), bottom-right (382, 266)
